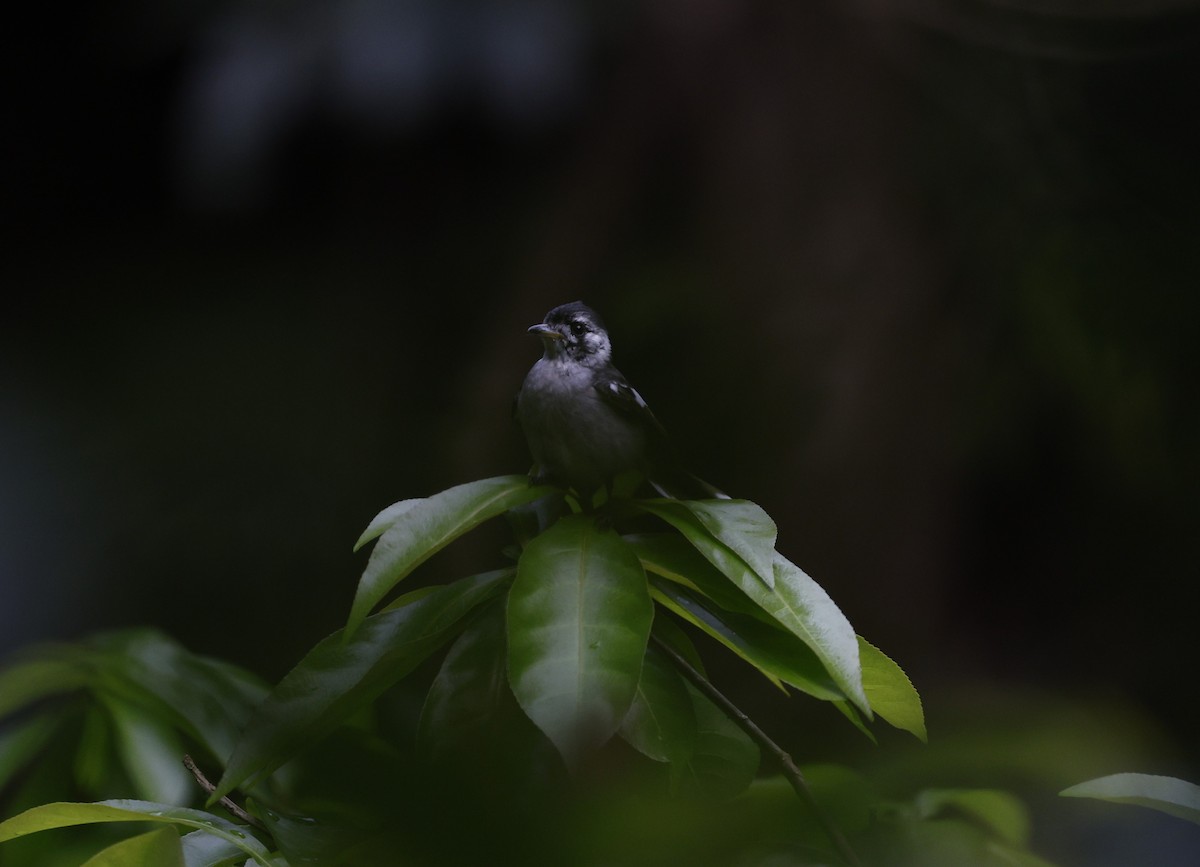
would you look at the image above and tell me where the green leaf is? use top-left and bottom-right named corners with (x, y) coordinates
top-left (507, 516), bottom-right (653, 767)
top-left (859, 637), bottom-right (926, 742)
top-left (649, 578), bottom-right (842, 701)
top-left (627, 533), bottom-right (773, 622)
top-left (649, 614), bottom-right (707, 676)
top-left (417, 602), bottom-right (512, 759)
top-left (101, 694), bottom-right (192, 805)
top-left (915, 788), bottom-right (1031, 846)
top-left (832, 700), bottom-right (877, 744)
top-left (0, 710), bottom-right (65, 792)
top-left (214, 570), bottom-right (510, 801)
top-left (680, 683), bottom-right (760, 799)
top-left (674, 499), bottom-right (779, 588)
top-left (637, 501), bottom-right (868, 715)
top-left (348, 476), bottom-right (554, 636)
top-left (79, 827), bottom-right (184, 867)
top-left (619, 646), bottom-right (696, 771)
top-left (0, 655), bottom-right (89, 718)
top-left (179, 829), bottom-right (256, 867)
top-left (353, 499), bottom-right (422, 550)
top-left (0, 801), bottom-right (274, 866)
top-left (1061, 773), bottom-right (1200, 825)
top-left (87, 630), bottom-right (269, 764)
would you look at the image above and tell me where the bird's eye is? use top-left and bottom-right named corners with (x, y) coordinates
top-left (570, 321), bottom-right (587, 336)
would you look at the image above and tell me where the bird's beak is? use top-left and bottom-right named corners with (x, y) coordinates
top-left (528, 323), bottom-right (564, 341)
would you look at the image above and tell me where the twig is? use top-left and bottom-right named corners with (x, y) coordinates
top-left (650, 635), bottom-right (864, 867)
top-left (183, 754), bottom-right (266, 831)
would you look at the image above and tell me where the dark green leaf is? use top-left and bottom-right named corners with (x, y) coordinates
top-left (74, 705), bottom-right (115, 796)
top-left (619, 646), bottom-right (696, 771)
top-left (214, 570), bottom-right (510, 801)
top-left (507, 516), bottom-right (653, 767)
top-left (859, 637), bottom-right (926, 741)
top-left (650, 578), bottom-right (842, 701)
top-left (79, 827), bottom-right (184, 867)
top-left (0, 655), bottom-right (89, 718)
top-left (417, 602), bottom-right (512, 759)
top-left (637, 502), bottom-right (868, 715)
top-left (0, 710), bottom-right (65, 792)
top-left (679, 683), bottom-right (759, 799)
top-left (1061, 773), bottom-right (1200, 825)
top-left (348, 476), bottom-right (554, 636)
top-left (0, 801), bottom-right (273, 866)
top-left (87, 630), bottom-right (269, 764)
top-left (649, 614), bottom-right (707, 677)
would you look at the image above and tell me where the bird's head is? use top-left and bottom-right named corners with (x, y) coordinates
top-left (528, 302), bottom-right (613, 368)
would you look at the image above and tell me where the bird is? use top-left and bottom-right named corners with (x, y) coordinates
top-left (516, 301), bottom-right (727, 503)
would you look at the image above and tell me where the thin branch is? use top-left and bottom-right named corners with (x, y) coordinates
top-left (183, 754), bottom-right (266, 831)
top-left (650, 635), bottom-right (864, 867)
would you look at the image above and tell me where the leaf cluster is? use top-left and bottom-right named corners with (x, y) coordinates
top-left (18, 475), bottom-right (1180, 866)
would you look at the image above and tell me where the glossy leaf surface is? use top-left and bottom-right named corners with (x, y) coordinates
top-left (650, 578), bottom-right (842, 700)
top-left (507, 516), bottom-right (653, 767)
top-left (179, 829), bottom-right (258, 867)
top-left (0, 800), bottom-right (274, 866)
top-left (638, 501), bottom-right (868, 715)
top-left (627, 533), bottom-right (772, 622)
top-left (348, 475), bottom-right (553, 636)
top-left (677, 499), bottom-right (779, 588)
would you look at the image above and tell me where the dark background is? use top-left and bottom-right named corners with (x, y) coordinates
top-left (3, 1), bottom-right (1199, 864)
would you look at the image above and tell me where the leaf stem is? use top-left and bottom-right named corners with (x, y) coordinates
top-left (649, 635), bottom-right (864, 867)
top-left (183, 754), bottom-right (266, 831)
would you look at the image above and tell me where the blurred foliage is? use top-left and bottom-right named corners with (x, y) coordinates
top-left (4, 0), bottom-right (1200, 864)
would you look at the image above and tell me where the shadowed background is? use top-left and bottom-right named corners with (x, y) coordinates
top-left (3, 1), bottom-right (1199, 863)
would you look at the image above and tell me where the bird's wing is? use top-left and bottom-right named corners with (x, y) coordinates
top-left (594, 374), bottom-right (728, 500)
top-left (593, 375), bottom-right (670, 442)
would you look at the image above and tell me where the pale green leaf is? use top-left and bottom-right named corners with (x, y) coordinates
top-left (0, 801), bottom-right (273, 866)
top-left (1061, 773), bottom-right (1200, 825)
top-left (859, 637), bottom-right (926, 741)
top-left (353, 499), bottom-right (422, 550)
top-left (179, 829), bottom-right (256, 867)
